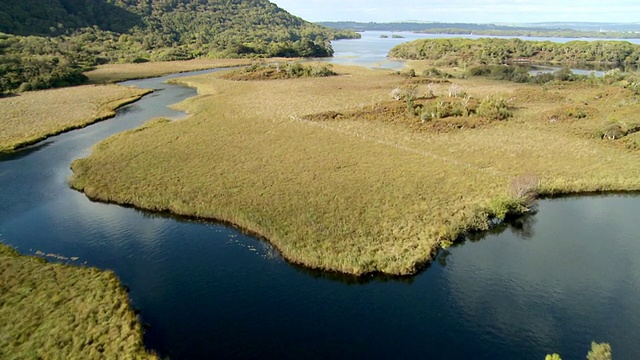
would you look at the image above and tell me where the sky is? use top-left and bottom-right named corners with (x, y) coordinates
top-left (272, 0), bottom-right (640, 24)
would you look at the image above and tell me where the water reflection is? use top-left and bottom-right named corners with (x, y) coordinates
top-left (0, 141), bottom-right (53, 162)
top-left (1, 62), bottom-right (639, 359)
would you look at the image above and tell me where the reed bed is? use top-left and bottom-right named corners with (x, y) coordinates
top-left (0, 85), bottom-right (151, 152)
top-left (0, 243), bottom-right (156, 359)
top-left (85, 58), bottom-right (258, 84)
top-left (70, 64), bottom-right (640, 275)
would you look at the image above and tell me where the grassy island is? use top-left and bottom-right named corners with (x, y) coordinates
top-left (69, 63), bottom-right (640, 275)
top-left (0, 242), bottom-right (156, 359)
top-left (0, 84), bottom-right (151, 152)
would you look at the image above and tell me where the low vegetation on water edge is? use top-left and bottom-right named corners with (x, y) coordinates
top-left (546, 341), bottom-right (612, 360)
top-left (69, 63), bottom-right (640, 275)
top-left (85, 58), bottom-right (252, 84)
top-left (389, 37), bottom-right (640, 67)
top-left (220, 61), bottom-right (337, 81)
top-left (0, 242), bottom-right (156, 359)
top-left (0, 84), bottom-right (150, 152)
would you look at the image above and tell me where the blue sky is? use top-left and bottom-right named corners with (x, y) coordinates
top-left (272, 0), bottom-right (640, 23)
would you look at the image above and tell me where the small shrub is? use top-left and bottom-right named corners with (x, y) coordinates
top-left (423, 67), bottom-right (453, 79)
top-left (448, 83), bottom-right (465, 97)
top-left (587, 342), bottom-right (611, 360)
top-left (509, 174), bottom-right (540, 206)
top-left (391, 87), bottom-right (403, 101)
top-left (391, 85), bottom-right (418, 102)
top-left (477, 95), bottom-right (512, 120)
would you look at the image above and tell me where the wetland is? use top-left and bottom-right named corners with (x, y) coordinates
top-left (2, 33), bottom-right (640, 359)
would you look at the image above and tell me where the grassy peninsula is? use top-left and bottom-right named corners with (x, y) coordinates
top-left (0, 242), bottom-right (156, 359)
top-left (0, 84), bottom-right (150, 152)
top-left (69, 62), bottom-right (640, 276)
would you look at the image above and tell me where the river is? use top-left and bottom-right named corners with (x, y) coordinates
top-left (1, 34), bottom-right (639, 359)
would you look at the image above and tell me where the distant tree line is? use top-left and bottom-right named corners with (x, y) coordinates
top-left (415, 28), bottom-right (640, 39)
top-left (388, 38), bottom-right (640, 67)
top-left (319, 21), bottom-right (640, 39)
top-left (0, 0), bottom-right (359, 94)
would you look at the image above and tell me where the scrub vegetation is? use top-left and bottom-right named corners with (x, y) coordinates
top-left (69, 62), bottom-right (640, 275)
top-left (0, 242), bottom-right (156, 359)
top-left (220, 61), bottom-right (337, 81)
top-left (0, 0), bottom-right (359, 94)
top-left (546, 341), bottom-right (612, 360)
top-left (0, 84), bottom-right (150, 152)
top-left (389, 38), bottom-right (640, 67)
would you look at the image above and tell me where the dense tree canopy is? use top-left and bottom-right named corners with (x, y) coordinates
top-left (389, 38), bottom-right (640, 67)
top-left (0, 0), bottom-right (359, 94)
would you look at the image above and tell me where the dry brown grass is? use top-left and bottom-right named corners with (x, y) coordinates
top-left (69, 63), bottom-right (640, 275)
top-left (85, 58), bottom-right (256, 84)
top-left (0, 243), bottom-right (156, 359)
top-left (0, 85), bottom-right (151, 152)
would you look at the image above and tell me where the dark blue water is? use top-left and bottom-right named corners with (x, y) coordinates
top-left (1, 59), bottom-right (640, 359)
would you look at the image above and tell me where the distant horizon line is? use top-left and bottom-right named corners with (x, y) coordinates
top-left (314, 20), bottom-right (640, 25)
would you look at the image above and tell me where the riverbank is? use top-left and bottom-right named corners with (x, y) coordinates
top-left (69, 63), bottom-right (640, 275)
top-left (0, 85), bottom-right (151, 152)
top-left (0, 242), bottom-right (156, 359)
top-left (85, 58), bottom-right (268, 84)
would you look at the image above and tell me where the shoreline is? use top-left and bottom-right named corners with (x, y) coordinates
top-left (67, 65), bottom-right (640, 276)
top-left (72, 178), bottom-right (640, 277)
top-left (0, 242), bottom-right (157, 358)
top-left (0, 87), bottom-right (152, 153)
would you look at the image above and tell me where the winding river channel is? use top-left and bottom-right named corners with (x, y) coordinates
top-left (2, 33), bottom-right (640, 359)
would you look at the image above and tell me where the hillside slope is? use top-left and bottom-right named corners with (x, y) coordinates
top-left (0, 0), bottom-right (358, 93)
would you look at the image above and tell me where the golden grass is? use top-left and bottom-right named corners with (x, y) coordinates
top-left (0, 242), bottom-right (156, 359)
top-left (69, 63), bottom-right (640, 275)
top-left (85, 58), bottom-right (255, 84)
top-left (0, 85), bottom-right (151, 152)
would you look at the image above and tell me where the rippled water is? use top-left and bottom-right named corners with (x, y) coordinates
top-left (1, 38), bottom-right (639, 359)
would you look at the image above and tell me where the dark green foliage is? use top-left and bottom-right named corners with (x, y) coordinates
top-left (467, 64), bottom-right (583, 84)
top-left (0, 53), bottom-right (87, 94)
top-left (222, 61), bottom-right (337, 80)
top-left (0, 0), bottom-right (360, 93)
top-left (422, 67), bottom-right (453, 79)
top-left (476, 95), bottom-right (512, 120)
top-left (389, 38), bottom-right (640, 67)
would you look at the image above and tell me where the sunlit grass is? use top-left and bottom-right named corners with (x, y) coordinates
top-left (0, 85), bottom-right (151, 152)
top-left (70, 63), bottom-right (640, 275)
top-left (85, 58), bottom-right (258, 84)
top-left (0, 242), bottom-right (156, 359)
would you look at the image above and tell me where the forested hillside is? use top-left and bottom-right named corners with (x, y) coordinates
top-left (389, 38), bottom-right (640, 66)
top-left (0, 0), bottom-right (358, 94)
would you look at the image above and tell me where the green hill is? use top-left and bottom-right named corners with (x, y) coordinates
top-left (0, 0), bottom-right (358, 94)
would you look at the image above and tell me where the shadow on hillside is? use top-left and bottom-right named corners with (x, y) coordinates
top-left (0, 0), bottom-right (143, 36)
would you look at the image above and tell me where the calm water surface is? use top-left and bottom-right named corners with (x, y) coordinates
top-left (327, 31), bottom-right (640, 70)
top-left (1, 36), bottom-right (639, 359)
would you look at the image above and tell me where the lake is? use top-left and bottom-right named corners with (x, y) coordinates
top-left (1, 34), bottom-right (639, 359)
top-left (326, 30), bottom-right (640, 71)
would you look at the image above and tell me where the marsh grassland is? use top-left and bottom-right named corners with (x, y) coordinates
top-left (0, 85), bottom-right (151, 152)
top-left (0, 243), bottom-right (156, 359)
top-left (70, 64), bottom-right (640, 275)
top-left (85, 58), bottom-right (255, 84)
